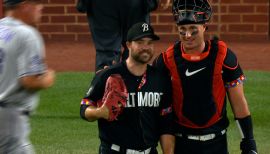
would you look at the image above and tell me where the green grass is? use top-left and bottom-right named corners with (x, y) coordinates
top-left (31, 72), bottom-right (99, 154)
top-left (30, 71), bottom-right (270, 154)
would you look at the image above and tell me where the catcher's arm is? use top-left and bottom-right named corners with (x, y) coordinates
top-left (227, 84), bottom-right (257, 154)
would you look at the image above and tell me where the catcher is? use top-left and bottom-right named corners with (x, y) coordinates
top-left (80, 22), bottom-right (175, 154)
top-left (153, 0), bottom-right (257, 153)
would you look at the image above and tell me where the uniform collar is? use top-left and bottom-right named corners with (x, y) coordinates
top-left (121, 60), bottom-right (150, 78)
top-left (1, 17), bottom-right (25, 26)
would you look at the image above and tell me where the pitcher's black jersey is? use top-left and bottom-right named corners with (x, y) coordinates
top-left (80, 61), bottom-right (173, 149)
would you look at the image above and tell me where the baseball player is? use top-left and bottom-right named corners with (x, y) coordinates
top-left (0, 0), bottom-right (55, 153)
top-left (80, 22), bottom-right (175, 154)
top-left (153, 0), bottom-right (258, 153)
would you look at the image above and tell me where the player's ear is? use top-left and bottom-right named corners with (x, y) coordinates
top-left (126, 41), bottom-right (131, 50)
top-left (203, 24), bottom-right (208, 32)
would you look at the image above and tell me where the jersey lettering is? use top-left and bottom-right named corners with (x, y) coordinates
top-left (126, 92), bottom-right (163, 107)
top-left (127, 92), bottom-right (136, 107)
top-left (0, 26), bottom-right (14, 42)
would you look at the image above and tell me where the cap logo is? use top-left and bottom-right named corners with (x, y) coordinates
top-left (142, 23), bottom-right (149, 32)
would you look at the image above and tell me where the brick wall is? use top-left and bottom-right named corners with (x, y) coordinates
top-left (38, 0), bottom-right (90, 41)
top-left (37, 0), bottom-right (269, 42)
top-left (0, 0), bottom-right (2, 18)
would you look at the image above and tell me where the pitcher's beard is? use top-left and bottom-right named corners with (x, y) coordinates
top-left (132, 50), bottom-right (153, 64)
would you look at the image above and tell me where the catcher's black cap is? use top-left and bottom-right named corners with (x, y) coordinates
top-left (172, 0), bottom-right (212, 25)
top-left (127, 22), bottom-right (159, 42)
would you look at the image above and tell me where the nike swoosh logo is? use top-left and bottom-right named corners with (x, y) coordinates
top-left (185, 67), bottom-right (206, 76)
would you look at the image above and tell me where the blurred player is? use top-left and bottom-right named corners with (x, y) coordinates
top-left (0, 0), bottom-right (55, 153)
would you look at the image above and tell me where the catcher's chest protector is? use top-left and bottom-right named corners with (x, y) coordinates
top-left (163, 40), bottom-right (227, 128)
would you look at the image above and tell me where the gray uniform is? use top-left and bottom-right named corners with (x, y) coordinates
top-left (0, 17), bottom-right (46, 154)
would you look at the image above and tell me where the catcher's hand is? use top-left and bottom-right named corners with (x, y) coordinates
top-left (99, 74), bottom-right (128, 121)
top-left (240, 138), bottom-right (258, 154)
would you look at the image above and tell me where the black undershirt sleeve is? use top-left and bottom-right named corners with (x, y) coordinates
top-left (79, 71), bottom-right (108, 120)
top-left (222, 48), bottom-right (244, 83)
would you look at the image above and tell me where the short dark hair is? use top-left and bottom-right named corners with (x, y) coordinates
top-left (4, 0), bottom-right (25, 7)
top-left (4, 0), bottom-right (41, 11)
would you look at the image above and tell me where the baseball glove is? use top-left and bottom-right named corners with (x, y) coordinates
top-left (98, 74), bottom-right (128, 121)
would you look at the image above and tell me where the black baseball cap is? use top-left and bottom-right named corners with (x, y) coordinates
top-left (4, 0), bottom-right (40, 6)
top-left (127, 22), bottom-right (159, 41)
top-left (4, 0), bottom-right (25, 6)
